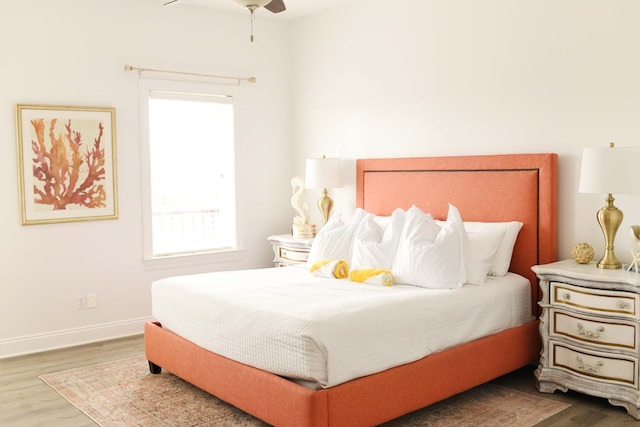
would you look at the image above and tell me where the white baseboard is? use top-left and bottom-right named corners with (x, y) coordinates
top-left (0, 316), bottom-right (152, 359)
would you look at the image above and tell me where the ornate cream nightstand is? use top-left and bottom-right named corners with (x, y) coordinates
top-left (532, 259), bottom-right (640, 419)
top-left (267, 234), bottom-right (313, 267)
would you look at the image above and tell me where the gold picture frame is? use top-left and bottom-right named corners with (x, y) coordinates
top-left (16, 104), bottom-right (118, 225)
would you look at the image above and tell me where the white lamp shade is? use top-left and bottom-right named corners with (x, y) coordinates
top-left (305, 157), bottom-right (343, 189)
top-left (579, 146), bottom-right (640, 194)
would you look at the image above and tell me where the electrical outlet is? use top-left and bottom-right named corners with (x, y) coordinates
top-left (86, 293), bottom-right (97, 309)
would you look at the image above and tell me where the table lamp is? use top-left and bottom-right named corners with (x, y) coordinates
top-left (579, 143), bottom-right (640, 269)
top-left (305, 156), bottom-right (342, 224)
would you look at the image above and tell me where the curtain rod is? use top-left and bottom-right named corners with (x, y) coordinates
top-left (124, 64), bottom-right (256, 84)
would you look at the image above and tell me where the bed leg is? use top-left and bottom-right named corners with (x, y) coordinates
top-left (148, 360), bottom-right (162, 374)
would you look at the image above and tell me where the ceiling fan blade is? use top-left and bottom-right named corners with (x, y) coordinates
top-left (163, 0), bottom-right (179, 5)
top-left (264, 0), bottom-right (286, 13)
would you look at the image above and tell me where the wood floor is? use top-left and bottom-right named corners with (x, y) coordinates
top-left (1, 336), bottom-right (144, 427)
top-left (1, 335), bottom-right (638, 426)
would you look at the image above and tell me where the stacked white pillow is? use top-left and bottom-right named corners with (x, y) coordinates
top-left (438, 220), bottom-right (524, 278)
top-left (306, 205), bottom-right (523, 289)
top-left (392, 205), bottom-right (467, 289)
top-left (464, 227), bottom-right (505, 284)
top-left (351, 208), bottom-right (405, 271)
top-left (465, 221), bottom-right (523, 276)
top-left (306, 208), bottom-right (368, 266)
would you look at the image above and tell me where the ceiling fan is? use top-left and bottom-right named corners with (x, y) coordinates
top-left (163, 0), bottom-right (286, 42)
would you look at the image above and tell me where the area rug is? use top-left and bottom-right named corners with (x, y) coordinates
top-left (40, 356), bottom-right (569, 426)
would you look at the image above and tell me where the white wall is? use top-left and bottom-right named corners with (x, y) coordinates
top-left (0, 0), bottom-right (294, 357)
top-left (291, 0), bottom-right (640, 263)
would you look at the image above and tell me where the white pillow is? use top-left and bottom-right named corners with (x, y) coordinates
top-left (437, 220), bottom-right (524, 277)
top-left (393, 205), bottom-right (466, 289)
top-left (373, 215), bottom-right (391, 231)
top-left (306, 208), bottom-right (368, 265)
top-left (464, 221), bottom-right (523, 276)
top-left (465, 228), bottom-right (505, 284)
top-left (351, 208), bottom-right (405, 270)
top-left (490, 222), bottom-right (523, 276)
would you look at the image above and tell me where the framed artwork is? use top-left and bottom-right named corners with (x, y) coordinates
top-left (16, 104), bottom-right (118, 225)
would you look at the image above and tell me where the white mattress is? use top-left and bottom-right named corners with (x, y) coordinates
top-left (151, 266), bottom-right (532, 388)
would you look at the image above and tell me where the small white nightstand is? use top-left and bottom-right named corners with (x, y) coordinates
top-left (267, 234), bottom-right (314, 267)
top-left (532, 259), bottom-right (640, 419)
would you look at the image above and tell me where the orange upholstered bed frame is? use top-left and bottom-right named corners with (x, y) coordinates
top-left (145, 153), bottom-right (558, 426)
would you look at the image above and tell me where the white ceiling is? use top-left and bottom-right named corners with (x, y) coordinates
top-left (163, 0), bottom-right (356, 20)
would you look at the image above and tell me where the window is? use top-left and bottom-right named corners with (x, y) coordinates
top-left (140, 80), bottom-right (238, 264)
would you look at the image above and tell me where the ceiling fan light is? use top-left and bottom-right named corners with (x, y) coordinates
top-left (232, 0), bottom-right (272, 8)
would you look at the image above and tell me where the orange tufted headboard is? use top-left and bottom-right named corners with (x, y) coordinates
top-left (356, 153), bottom-right (558, 314)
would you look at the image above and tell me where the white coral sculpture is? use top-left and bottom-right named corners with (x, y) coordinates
top-left (290, 176), bottom-right (309, 225)
top-left (629, 225), bottom-right (640, 273)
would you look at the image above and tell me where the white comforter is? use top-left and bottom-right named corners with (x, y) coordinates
top-left (152, 266), bottom-right (532, 388)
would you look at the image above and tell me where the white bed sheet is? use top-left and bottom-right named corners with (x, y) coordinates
top-left (151, 266), bottom-right (532, 388)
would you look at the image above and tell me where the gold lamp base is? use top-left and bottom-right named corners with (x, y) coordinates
top-left (596, 193), bottom-right (623, 269)
top-left (317, 188), bottom-right (333, 224)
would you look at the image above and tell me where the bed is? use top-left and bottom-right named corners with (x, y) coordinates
top-left (145, 153), bottom-right (558, 426)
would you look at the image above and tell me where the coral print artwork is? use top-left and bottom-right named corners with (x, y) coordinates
top-left (17, 105), bottom-right (118, 225)
top-left (31, 118), bottom-right (107, 210)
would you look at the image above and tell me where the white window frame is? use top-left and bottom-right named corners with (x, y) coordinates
top-left (139, 78), bottom-right (244, 270)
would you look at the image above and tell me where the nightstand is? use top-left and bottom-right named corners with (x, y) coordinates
top-left (532, 259), bottom-right (640, 419)
top-left (267, 234), bottom-right (313, 267)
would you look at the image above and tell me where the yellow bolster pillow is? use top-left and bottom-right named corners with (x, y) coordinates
top-left (350, 269), bottom-right (394, 286)
top-left (310, 259), bottom-right (349, 279)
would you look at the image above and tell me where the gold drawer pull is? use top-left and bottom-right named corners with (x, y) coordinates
top-left (577, 323), bottom-right (605, 339)
top-left (576, 356), bottom-right (604, 374)
top-left (617, 300), bottom-right (630, 310)
top-left (562, 292), bottom-right (571, 301)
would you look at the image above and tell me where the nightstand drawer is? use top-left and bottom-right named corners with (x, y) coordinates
top-left (551, 341), bottom-right (638, 387)
top-left (278, 246), bottom-right (309, 263)
top-left (268, 234), bottom-right (313, 267)
top-left (551, 282), bottom-right (638, 319)
top-left (551, 309), bottom-right (638, 351)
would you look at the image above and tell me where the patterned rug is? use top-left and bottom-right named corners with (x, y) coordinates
top-left (40, 356), bottom-right (569, 426)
